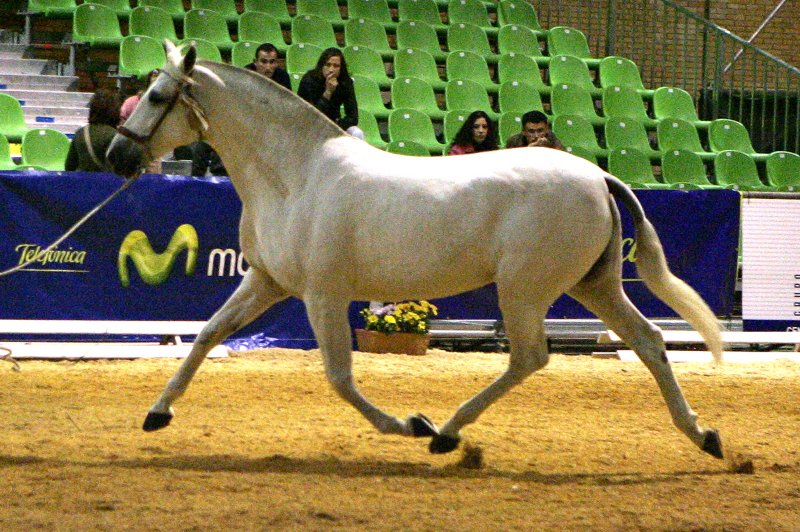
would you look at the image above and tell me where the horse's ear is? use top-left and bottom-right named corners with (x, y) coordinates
top-left (182, 46), bottom-right (197, 74)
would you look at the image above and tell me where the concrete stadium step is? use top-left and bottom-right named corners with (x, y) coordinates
top-left (0, 43), bottom-right (28, 59)
top-left (29, 122), bottom-right (83, 136)
top-left (0, 58), bottom-right (59, 74)
top-left (0, 73), bottom-right (78, 91)
top-left (23, 105), bottom-right (88, 119)
top-left (2, 88), bottom-right (92, 106)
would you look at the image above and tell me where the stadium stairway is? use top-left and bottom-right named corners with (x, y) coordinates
top-left (0, 41), bottom-right (90, 137)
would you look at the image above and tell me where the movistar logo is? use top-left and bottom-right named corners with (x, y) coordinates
top-left (118, 224), bottom-right (199, 287)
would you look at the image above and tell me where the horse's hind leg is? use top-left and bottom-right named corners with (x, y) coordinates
top-left (143, 268), bottom-right (287, 431)
top-left (433, 298), bottom-right (551, 453)
top-left (568, 263), bottom-right (723, 458)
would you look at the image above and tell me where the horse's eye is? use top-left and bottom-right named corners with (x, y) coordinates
top-left (148, 91), bottom-right (170, 104)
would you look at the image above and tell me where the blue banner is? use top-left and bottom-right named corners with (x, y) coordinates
top-left (0, 172), bottom-right (739, 348)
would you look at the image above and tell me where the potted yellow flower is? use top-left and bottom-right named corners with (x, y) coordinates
top-left (356, 301), bottom-right (438, 356)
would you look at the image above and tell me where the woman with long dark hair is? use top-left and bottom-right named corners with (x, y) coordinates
top-left (447, 110), bottom-right (499, 155)
top-left (65, 88), bottom-right (121, 172)
top-left (297, 47), bottom-right (364, 139)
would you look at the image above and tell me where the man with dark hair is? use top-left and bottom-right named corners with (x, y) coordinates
top-left (245, 42), bottom-right (291, 90)
top-left (505, 110), bottom-right (564, 150)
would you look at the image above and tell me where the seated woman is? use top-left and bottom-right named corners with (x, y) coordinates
top-left (65, 88), bottom-right (121, 172)
top-left (297, 47), bottom-right (364, 139)
top-left (447, 110), bottom-right (499, 155)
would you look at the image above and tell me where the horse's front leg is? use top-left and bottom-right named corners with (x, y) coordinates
top-left (304, 295), bottom-right (437, 438)
top-left (143, 268), bottom-right (288, 431)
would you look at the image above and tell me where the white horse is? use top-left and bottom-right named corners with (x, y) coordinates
top-left (107, 42), bottom-right (725, 459)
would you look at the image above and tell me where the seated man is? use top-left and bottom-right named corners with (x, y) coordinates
top-left (506, 110), bottom-right (564, 150)
top-left (245, 42), bottom-right (292, 91)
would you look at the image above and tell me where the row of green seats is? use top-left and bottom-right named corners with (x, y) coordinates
top-left (0, 129), bottom-right (70, 171)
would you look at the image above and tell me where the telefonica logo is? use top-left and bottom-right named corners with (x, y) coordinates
top-left (13, 244), bottom-right (88, 272)
top-left (118, 224), bottom-right (199, 287)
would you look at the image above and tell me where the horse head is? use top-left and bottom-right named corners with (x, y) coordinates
top-left (107, 41), bottom-right (224, 179)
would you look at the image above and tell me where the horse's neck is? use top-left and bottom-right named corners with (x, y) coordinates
top-left (196, 64), bottom-right (343, 202)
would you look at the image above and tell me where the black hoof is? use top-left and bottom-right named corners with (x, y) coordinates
top-left (701, 429), bottom-right (723, 459)
top-left (409, 413), bottom-right (439, 437)
top-left (143, 411), bottom-right (173, 432)
top-left (429, 434), bottom-right (461, 454)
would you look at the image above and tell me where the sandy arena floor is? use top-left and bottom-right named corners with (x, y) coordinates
top-left (1, 348), bottom-right (799, 530)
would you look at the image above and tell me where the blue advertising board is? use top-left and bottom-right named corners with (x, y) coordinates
top-left (0, 172), bottom-right (740, 348)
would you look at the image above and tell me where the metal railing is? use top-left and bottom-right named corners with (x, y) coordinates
top-left (533, 0), bottom-right (800, 153)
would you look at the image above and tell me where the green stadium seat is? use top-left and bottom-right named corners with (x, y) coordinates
top-left (393, 47), bottom-right (446, 91)
top-left (498, 80), bottom-right (545, 115)
top-left (358, 108), bottom-right (388, 149)
top-left (709, 118), bottom-right (770, 162)
top-left (446, 50), bottom-right (497, 92)
top-left (444, 108), bottom-right (470, 143)
top-left (182, 38), bottom-right (223, 62)
top-left (231, 40), bottom-right (260, 68)
top-left (0, 134), bottom-right (18, 171)
top-left (191, 0), bottom-right (239, 24)
top-left (27, 0), bottom-right (78, 18)
top-left (184, 9), bottom-right (235, 53)
top-left (289, 72), bottom-right (303, 91)
top-left (388, 108), bottom-right (447, 155)
top-left (238, 11), bottom-right (288, 54)
top-left (608, 148), bottom-right (668, 189)
top-left (398, 0), bottom-right (447, 32)
top-left (291, 14), bottom-right (339, 50)
top-left (604, 117), bottom-right (660, 160)
top-left (652, 86), bottom-right (712, 129)
top-left (352, 75), bottom-right (392, 120)
top-left (548, 54), bottom-right (600, 97)
top-left (714, 150), bottom-right (773, 190)
top-left (551, 114), bottom-right (607, 159)
top-left (546, 26), bottom-right (600, 68)
top-left (598, 56), bottom-right (654, 98)
top-left (343, 46), bottom-right (392, 89)
top-left (138, 0), bottom-right (185, 22)
top-left (660, 149), bottom-right (722, 189)
top-left (129, 6), bottom-right (179, 42)
top-left (72, 3), bottom-right (124, 48)
top-left (391, 76), bottom-right (445, 120)
top-left (285, 42), bottom-right (323, 75)
top-left (445, 79), bottom-right (496, 118)
top-left (497, 25), bottom-right (547, 66)
top-left (347, 0), bottom-right (395, 30)
top-left (602, 85), bottom-right (658, 128)
top-left (21, 128), bottom-right (70, 171)
top-left (119, 35), bottom-right (167, 79)
top-left (447, 22), bottom-right (500, 63)
top-left (549, 83), bottom-right (604, 126)
top-left (86, 0), bottom-right (131, 18)
top-left (496, 1), bottom-right (545, 36)
top-left (565, 146), bottom-right (599, 165)
top-left (386, 140), bottom-right (431, 156)
top-left (395, 20), bottom-right (447, 62)
top-left (0, 94), bottom-right (31, 143)
top-left (296, 0), bottom-right (344, 26)
top-left (497, 53), bottom-right (547, 93)
top-left (242, 0), bottom-right (292, 25)
top-left (447, 0), bottom-right (497, 37)
top-left (498, 111), bottom-right (522, 146)
top-left (766, 151), bottom-right (800, 191)
top-left (656, 118), bottom-right (715, 161)
top-left (345, 18), bottom-right (395, 60)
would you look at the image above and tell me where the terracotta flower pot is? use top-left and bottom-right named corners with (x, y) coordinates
top-left (355, 329), bottom-right (431, 356)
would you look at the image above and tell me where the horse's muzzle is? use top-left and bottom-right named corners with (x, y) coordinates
top-left (107, 134), bottom-right (146, 179)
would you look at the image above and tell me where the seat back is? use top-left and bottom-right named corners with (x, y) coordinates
top-left (551, 114), bottom-right (601, 150)
top-left (598, 56), bottom-right (645, 91)
top-left (444, 108), bottom-right (470, 143)
top-left (497, 53), bottom-right (545, 88)
top-left (497, 0), bottom-right (542, 31)
top-left (497, 24), bottom-right (543, 58)
top-left (661, 149), bottom-right (711, 186)
top-left (549, 83), bottom-right (601, 122)
top-left (445, 79), bottom-right (493, 114)
top-left (242, 0), bottom-right (291, 23)
top-left (73, 3), bottom-right (123, 46)
top-left (565, 145), bottom-right (599, 165)
top-left (713, 150), bottom-right (763, 188)
top-left (184, 9), bottom-right (234, 49)
top-left (296, 0), bottom-right (343, 23)
top-left (447, 22), bottom-right (493, 57)
top-left (357, 108), bottom-right (388, 149)
top-left (602, 85), bottom-right (650, 122)
top-left (28, 0), bottom-right (78, 18)
top-left (398, 0), bottom-right (445, 28)
top-left (448, 0), bottom-right (492, 29)
top-left (386, 140), bottom-right (431, 156)
top-left (608, 148), bottom-right (659, 186)
top-left (347, 0), bottom-right (394, 26)
top-left (238, 11), bottom-right (287, 51)
top-left (285, 42), bottom-right (324, 75)
top-left (0, 93), bottom-right (30, 142)
top-left (709, 118), bottom-right (755, 154)
top-left (344, 45), bottom-right (392, 86)
top-left (393, 47), bottom-right (444, 88)
top-left (388, 108), bottom-right (444, 154)
top-left (604, 117), bottom-right (653, 153)
top-left (547, 26), bottom-right (594, 61)
top-left (396, 20), bottom-right (444, 59)
top-left (657, 118), bottom-right (704, 152)
top-left (119, 35), bottom-right (167, 79)
top-left (344, 18), bottom-right (394, 55)
top-left (183, 38), bottom-right (223, 62)
top-left (87, 0), bottom-right (131, 17)
top-left (391, 76), bottom-right (441, 116)
top-left (766, 151), bottom-right (800, 188)
top-left (548, 54), bottom-right (595, 92)
top-left (130, 6), bottom-right (179, 42)
top-left (652, 86), bottom-right (701, 122)
top-left (21, 128), bottom-right (71, 171)
top-left (291, 14), bottom-right (338, 49)
top-left (352, 75), bottom-right (391, 118)
top-left (231, 40), bottom-right (260, 68)
top-left (446, 50), bottom-right (494, 88)
top-left (498, 111), bottom-right (523, 146)
top-left (191, 0), bottom-right (239, 21)
top-left (498, 80), bottom-right (544, 114)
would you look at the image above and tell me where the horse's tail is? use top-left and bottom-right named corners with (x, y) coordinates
top-left (604, 175), bottom-right (724, 363)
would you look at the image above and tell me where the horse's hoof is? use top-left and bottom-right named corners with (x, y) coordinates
top-left (429, 434), bottom-right (461, 454)
top-left (143, 411), bottom-right (173, 432)
top-left (409, 414), bottom-right (439, 437)
top-left (701, 429), bottom-right (723, 459)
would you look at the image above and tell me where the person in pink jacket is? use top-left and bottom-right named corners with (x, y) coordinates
top-left (447, 110), bottom-right (499, 155)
